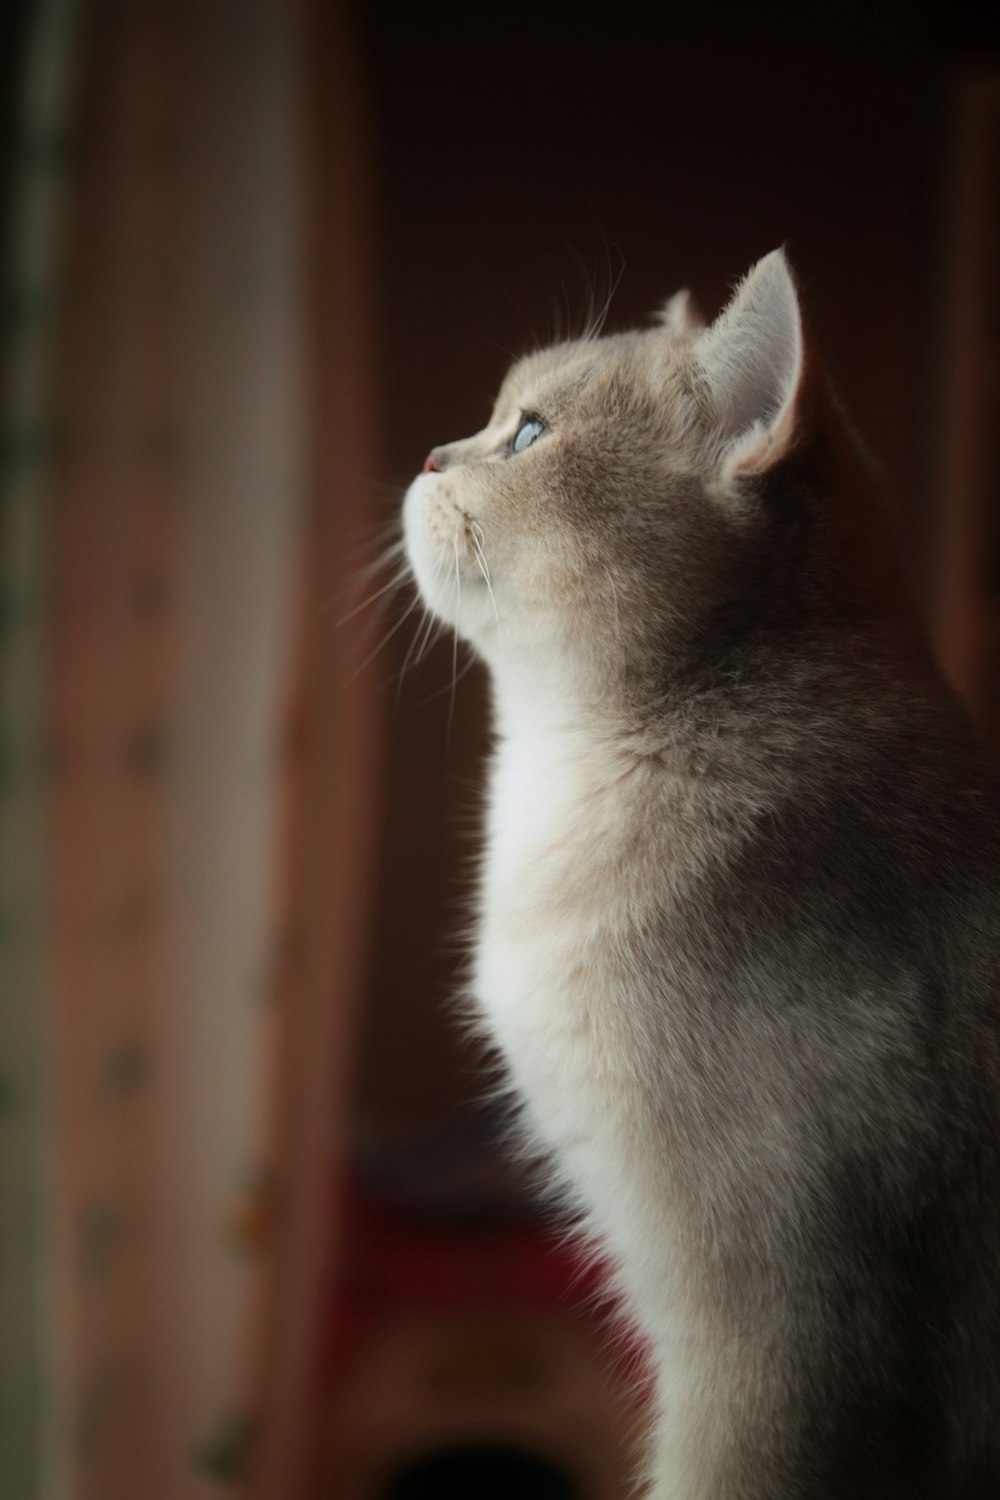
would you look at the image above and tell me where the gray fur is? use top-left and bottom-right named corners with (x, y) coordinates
top-left (402, 251), bottom-right (1000, 1498)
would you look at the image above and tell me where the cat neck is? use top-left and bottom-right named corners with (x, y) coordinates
top-left (488, 640), bottom-right (630, 743)
top-left (486, 646), bottom-right (678, 795)
top-left (484, 606), bottom-right (954, 810)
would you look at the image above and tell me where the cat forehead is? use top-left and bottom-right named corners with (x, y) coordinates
top-left (495, 334), bottom-right (644, 419)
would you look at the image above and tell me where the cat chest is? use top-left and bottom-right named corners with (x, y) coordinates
top-left (475, 839), bottom-right (684, 1262)
top-left (474, 747), bottom-right (660, 1129)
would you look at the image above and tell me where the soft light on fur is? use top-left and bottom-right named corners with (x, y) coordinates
top-left (402, 251), bottom-right (1000, 1499)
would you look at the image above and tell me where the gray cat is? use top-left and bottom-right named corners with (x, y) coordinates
top-left (402, 250), bottom-right (1000, 1498)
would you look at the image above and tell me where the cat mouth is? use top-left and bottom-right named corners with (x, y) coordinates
top-left (404, 476), bottom-right (498, 639)
top-left (409, 477), bottom-right (482, 568)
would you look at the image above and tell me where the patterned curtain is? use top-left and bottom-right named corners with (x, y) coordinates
top-left (0, 1), bottom-right (381, 1496)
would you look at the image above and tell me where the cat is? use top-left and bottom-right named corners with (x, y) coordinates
top-left (401, 250), bottom-right (1000, 1499)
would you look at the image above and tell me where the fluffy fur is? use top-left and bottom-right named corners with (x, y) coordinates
top-left (402, 250), bottom-right (1000, 1498)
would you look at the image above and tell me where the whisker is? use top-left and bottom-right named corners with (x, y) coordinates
top-left (394, 560), bottom-right (453, 702)
top-left (567, 237), bottom-right (626, 344)
top-left (471, 538), bottom-right (490, 584)
top-left (334, 561), bottom-right (411, 625)
top-left (449, 538), bottom-right (461, 737)
top-left (589, 243), bottom-right (626, 341)
top-left (396, 600), bottom-right (431, 704)
top-left (550, 288), bottom-right (563, 346)
top-left (470, 522), bottom-right (502, 655)
top-left (354, 534), bottom-right (407, 577)
top-left (567, 242), bottom-right (596, 343)
top-left (340, 524), bottom-right (406, 573)
top-left (501, 288), bottom-right (543, 355)
top-left (321, 536), bottom-right (407, 616)
top-left (481, 335), bottom-right (521, 364)
top-left (417, 650), bottom-right (477, 708)
top-left (341, 587), bottom-right (423, 688)
top-left (408, 544), bottom-right (453, 679)
top-left (469, 521), bottom-right (490, 580)
top-left (413, 605), bottom-right (442, 668)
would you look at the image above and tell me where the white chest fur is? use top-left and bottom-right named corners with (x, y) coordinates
top-left (472, 720), bottom-right (701, 1338)
top-left (474, 724), bottom-right (664, 1202)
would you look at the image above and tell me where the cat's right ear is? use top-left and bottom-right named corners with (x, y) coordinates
top-left (695, 249), bottom-right (812, 485)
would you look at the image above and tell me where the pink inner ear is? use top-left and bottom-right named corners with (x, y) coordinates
top-left (730, 397), bottom-right (799, 473)
top-left (700, 250), bottom-right (806, 480)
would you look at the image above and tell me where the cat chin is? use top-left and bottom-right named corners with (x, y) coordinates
top-left (403, 472), bottom-right (497, 645)
top-left (402, 473), bottom-right (458, 616)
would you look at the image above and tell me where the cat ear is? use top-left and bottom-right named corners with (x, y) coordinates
top-left (655, 288), bottom-right (705, 340)
top-left (696, 249), bottom-right (804, 479)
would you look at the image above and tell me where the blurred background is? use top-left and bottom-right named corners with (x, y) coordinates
top-left (1, 0), bottom-right (998, 1496)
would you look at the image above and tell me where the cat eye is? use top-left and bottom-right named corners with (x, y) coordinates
top-left (512, 416), bottom-right (546, 454)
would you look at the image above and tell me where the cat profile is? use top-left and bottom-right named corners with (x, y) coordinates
top-left (402, 250), bottom-right (1000, 1499)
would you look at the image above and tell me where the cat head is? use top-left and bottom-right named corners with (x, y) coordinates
top-left (403, 250), bottom-right (843, 714)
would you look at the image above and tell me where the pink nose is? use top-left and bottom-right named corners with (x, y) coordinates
top-left (422, 449), bottom-right (440, 474)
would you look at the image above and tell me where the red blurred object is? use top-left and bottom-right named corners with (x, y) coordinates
top-left (324, 1174), bottom-right (627, 1385)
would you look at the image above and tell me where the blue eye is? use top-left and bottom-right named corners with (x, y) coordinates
top-left (512, 416), bottom-right (546, 454)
